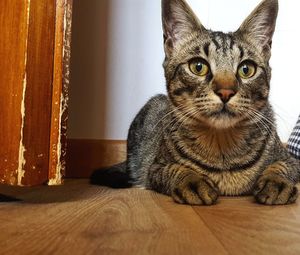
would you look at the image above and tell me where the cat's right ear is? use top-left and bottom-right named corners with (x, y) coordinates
top-left (162, 0), bottom-right (205, 57)
top-left (237, 0), bottom-right (278, 49)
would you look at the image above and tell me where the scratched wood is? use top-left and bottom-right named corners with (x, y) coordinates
top-left (193, 197), bottom-right (300, 255)
top-left (0, 180), bottom-right (227, 255)
top-left (1, 180), bottom-right (300, 254)
top-left (0, 0), bottom-right (73, 186)
top-left (0, 0), bottom-right (30, 185)
top-left (48, 0), bottom-right (73, 185)
top-left (21, 0), bottom-right (56, 186)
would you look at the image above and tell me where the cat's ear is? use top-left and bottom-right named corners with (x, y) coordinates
top-left (162, 0), bottom-right (205, 57)
top-left (237, 0), bottom-right (278, 48)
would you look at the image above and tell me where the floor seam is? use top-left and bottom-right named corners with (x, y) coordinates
top-left (192, 206), bottom-right (232, 255)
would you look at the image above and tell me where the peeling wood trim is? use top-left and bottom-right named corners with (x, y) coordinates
top-left (48, 0), bottom-right (65, 185)
top-left (16, 0), bottom-right (31, 186)
top-left (48, 0), bottom-right (72, 185)
top-left (60, 0), bottom-right (73, 179)
top-left (1, 0), bottom-right (71, 186)
top-left (48, 93), bottom-right (64, 186)
top-left (17, 73), bottom-right (27, 185)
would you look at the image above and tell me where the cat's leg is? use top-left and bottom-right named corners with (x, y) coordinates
top-left (254, 158), bottom-right (299, 205)
top-left (148, 164), bottom-right (219, 205)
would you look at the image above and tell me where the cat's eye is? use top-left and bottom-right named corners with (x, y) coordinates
top-left (238, 61), bottom-right (257, 79)
top-left (189, 59), bottom-right (209, 77)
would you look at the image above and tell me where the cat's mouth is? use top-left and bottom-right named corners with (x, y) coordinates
top-left (200, 104), bottom-right (242, 129)
top-left (209, 105), bottom-right (237, 118)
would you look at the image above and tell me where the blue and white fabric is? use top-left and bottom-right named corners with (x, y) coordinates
top-left (288, 115), bottom-right (300, 160)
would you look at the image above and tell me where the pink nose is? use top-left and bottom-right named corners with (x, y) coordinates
top-left (216, 89), bottom-right (236, 103)
top-left (212, 72), bottom-right (238, 103)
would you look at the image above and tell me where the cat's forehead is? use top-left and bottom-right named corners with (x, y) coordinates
top-left (188, 31), bottom-right (242, 69)
top-left (188, 30), bottom-right (261, 67)
top-left (187, 30), bottom-right (240, 56)
top-left (209, 31), bottom-right (235, 51)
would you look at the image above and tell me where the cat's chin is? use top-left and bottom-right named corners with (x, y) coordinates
top-left (207, 117), bottom-right (241, 129)
top-left (196, 107), bottom-right (242, 129)
top-left (202, 112), bottom-right (242, 129)
top-left (192, 113), bottom-right (242, 130)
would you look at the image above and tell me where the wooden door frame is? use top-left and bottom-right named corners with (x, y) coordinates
top-left (0, 0), bottom-right (73, 186)
top-left (48, 0), bottom-right (73, 185)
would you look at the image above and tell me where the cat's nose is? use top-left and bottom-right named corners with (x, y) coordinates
top-left (212, 71), bottom-right (238, 103)
top-left (215, 89), bottom-right (236, 103)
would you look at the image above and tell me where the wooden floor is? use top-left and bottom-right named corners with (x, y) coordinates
top-left (1, 180), bottom-right (300, 255)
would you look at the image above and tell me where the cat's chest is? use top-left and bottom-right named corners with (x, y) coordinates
top-left (188, 127), bottom-right (250, 161)
top-left (207, 169), bottom-right (260, 196)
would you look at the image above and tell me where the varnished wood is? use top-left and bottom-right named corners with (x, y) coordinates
top-left (22, 0), bottom-right (56, 185)
top-left (66, 139), bottom-right (127, 178)
top-left (48, 0), bottom-right (65, 184)
top-left (0, 0), bottom-right (73, 186)
top-left (1, 180), bottom-right (300, 254)
top-left (0, 0), bottom-right (30, 185)
top-left (48, 0), bottom-right (73, 185)
top-left (60, 0), bottom-right (73, 183)
top-left (194, 197), bottom-right (300, 255)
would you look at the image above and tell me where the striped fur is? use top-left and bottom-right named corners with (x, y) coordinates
top-left (126, 0), bottom-right (300, 205)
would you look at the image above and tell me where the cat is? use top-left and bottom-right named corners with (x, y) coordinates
top-left (91, 0), bottom-right (300, 205)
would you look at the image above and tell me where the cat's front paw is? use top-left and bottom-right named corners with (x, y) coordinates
top-left (171, 173), bottom-right (219, 206)
top-left (254, 174), bottom-right (298, 205)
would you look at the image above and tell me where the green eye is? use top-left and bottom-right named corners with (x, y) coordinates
top-left (189, 59), bottom-right (209, 76)
top-left (238, 61), bottom-right (256, 79)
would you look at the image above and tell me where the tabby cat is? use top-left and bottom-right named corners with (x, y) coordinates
top-left (91, 0), bottom-right (300, 205)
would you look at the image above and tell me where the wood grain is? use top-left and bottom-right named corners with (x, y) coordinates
top-left (48, 0), bottom-right (65, 184)
top-left (0, 0), bottom-right (30, 185)
top-left (48, 0), bottom-right (73, 185)
top-left (194, 197), bottom-right (300, 255)
top-left (22, 0), bottom-right (56, 185)
top-left (66, 139), bottom-right (127, 178)
top-left (1, 180), bottom-right (300, 254)
top-left (0, 0), bottom-right (73, 186)
top-left (0, 180), bottom-right (227, 255)
top-left (60, 0), bottom-right (73, 182)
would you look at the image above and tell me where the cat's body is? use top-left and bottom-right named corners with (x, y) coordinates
top-left (91, 0), bottom-right (300, 205)
top-left (128, 94), bottom-right (298, 198)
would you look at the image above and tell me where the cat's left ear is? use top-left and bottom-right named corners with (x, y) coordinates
top-left (237, 0), bottom-right (278, 48)
top-left (162, 0), bottom-right (206, 57)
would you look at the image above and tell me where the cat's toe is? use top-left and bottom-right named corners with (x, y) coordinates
top-left (254, 175), bottom-right (298, 205)
top-left (172, 174), bottom-right (219, 206)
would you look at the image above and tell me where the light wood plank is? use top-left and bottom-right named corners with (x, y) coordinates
top-left (2, 181), bottom-right (300, 254)
top-left (194, 197), bottom-right (300, 255)
top-left (0, 180), bottom-right (227, 255)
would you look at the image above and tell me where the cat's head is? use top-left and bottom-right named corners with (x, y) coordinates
top-left (162, 0), bottom-right (278, 129)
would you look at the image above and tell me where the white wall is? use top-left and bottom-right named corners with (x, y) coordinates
top-left (68, 0), bottom-right (300, 142)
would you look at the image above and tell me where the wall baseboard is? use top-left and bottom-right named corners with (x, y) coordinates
top-left (66, 139), bottom-right (127, 178)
